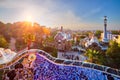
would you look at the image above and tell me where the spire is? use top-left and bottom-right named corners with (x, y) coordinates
top-left (61, 26), bottom-right (63, 32)
top-left (102, 16), bottom-right (109, 43)
top-left (104, 16), bottom-right (107, 28)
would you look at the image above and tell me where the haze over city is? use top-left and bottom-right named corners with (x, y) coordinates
top-left (0, 0), bottom-right (120, 30)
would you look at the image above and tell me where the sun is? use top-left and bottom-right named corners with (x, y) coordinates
top-left (26, 16), bottom-right (32, 22)
top-left (25, 15), bottom-right (34, 26)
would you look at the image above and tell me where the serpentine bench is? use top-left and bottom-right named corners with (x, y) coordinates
top-left (0, 49), bottom-right (120, 80)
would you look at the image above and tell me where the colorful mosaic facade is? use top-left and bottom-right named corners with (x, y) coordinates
top-left (1, 49), bottom-right (120, 80)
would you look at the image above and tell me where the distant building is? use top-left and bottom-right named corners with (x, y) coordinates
top-left (54, 26), bottom-right (72, 51)
top-left (85, 35), bottom-right (100, 47)
top-left (85, 33), bottom-right (108, 51)
top-left (84, 16), bottom-right (112, 51)
top-left (101, 32), bottom-right (118, 41)
top-left (79, 37), bottom-right (89, 48)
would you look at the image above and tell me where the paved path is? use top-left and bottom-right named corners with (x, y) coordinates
top-left (9, 37), bottom-right (16, 51)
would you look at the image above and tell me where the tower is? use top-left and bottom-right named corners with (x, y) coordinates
top-left (102, 16), bottom-right (109, 43)
top-left (61, 26), bottom-right (63, 32)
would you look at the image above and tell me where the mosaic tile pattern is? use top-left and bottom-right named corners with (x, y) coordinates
top-left (33, 51), bottom-right (120, 80)
top-left (1, 49), bottom-right (120, 80)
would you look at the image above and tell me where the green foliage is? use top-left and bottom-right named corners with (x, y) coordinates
top-left (111, 30), bottom-right (120, 35)
top-left (0, 69), bottom-right (3, 79)
top-left (51, 31), bottom-right (58, 37)
top-left (0, 21), bottom-right (51, 50)
top-left (86, 41), bottom-right (120, 69)
top-left (23, 33), bottom-right (35, 49)
top-left (106, 41), bottom-right (120, 56)
top-left (85, 49), bottom-right (107, 65)
top-left (95, 30), bottom-right (102, 38)
top-left (42, 46), bottom-right (57, 58)
top-left (51, 50), bottom-right (57, 58)
top-left (85, 42), bottom-right (107, 65)
top-left (87, 43), bottom-right (102, 51)
top-left (23, 33), bottom-right (35, 43)
top-left (86, 49), bottom-right (100, 63)
top-left (106, 41), bottom-right (120, 69)
top-left (80, 35), bottom-right (86, 39)
top-left (15, 39), bottom-right (26, 51)
top-left (0, 35), bottom-right (9, 48)
top-left (45, 36), bottom-right (54, 43)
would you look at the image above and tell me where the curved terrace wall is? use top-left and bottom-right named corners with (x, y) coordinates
top-left (0, 49), bottom-right (120, 80)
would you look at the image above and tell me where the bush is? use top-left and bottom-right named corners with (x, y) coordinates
top-left (15, 39), bottom-right (26, 51)
top-left (0, 35), bottom-right (9, 48)
top-left (42, 46), bottom-right (58, 57)
top-left (106, 41), bottom-right (120, 69)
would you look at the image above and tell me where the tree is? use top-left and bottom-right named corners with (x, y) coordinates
top-left (85, 48), bottom-right (107, 64)
top-left (15, 39), bottom-right (26, 51)
top-left (87, 42), bottom-right (102, 51)
top-left (23, 33), bottom-right (35, 49)
top-left (42, 46), bottom-right (58, 57)
top-left (95, 30), bottom-right (102, 39)
top-left (111, 30), bottom-right (119, 35)
top-left (106, 41), bottom-right (120, 69)
top-left (0, 21), bottom-right (52, 50)
top-left (85, 42), bottom-right (107, 65)
top-left (0, 21), bottom-right (5, 34)
top-left (85, 49), bottom-right (99, 62)
top-left (0, 35), bottom-right (9, 48)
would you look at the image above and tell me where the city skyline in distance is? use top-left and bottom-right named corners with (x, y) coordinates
top-left (0, 0), bottom-right (120, 30)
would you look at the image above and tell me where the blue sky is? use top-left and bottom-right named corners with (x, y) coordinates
top-left (0, 0), bottom-right (120, 30)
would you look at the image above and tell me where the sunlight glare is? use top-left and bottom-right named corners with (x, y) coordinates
top-left (26, 15), bottom-right (34, 26)
top-left (26, 16), bottom-right (32, 22)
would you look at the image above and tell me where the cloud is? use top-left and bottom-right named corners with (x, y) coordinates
top-left (0, 0), bottom-right (101, 30)
top-left (83, 7), bottom-right (102, 18)
top-left (45, 10), bottom-right (81, 25)
top-left (33, 9), bottom-right (83, 30)
top-left (1, 0), bottom-right (83, 29)
top-left (0, 0), bottom-right (119, 30)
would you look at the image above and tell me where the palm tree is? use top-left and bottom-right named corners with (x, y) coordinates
top-left (85, 49), bottom-right (100, 62)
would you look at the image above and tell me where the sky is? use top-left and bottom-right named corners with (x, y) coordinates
top-left (0, 0), bottom-right (120, 30)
